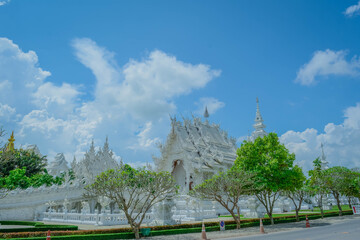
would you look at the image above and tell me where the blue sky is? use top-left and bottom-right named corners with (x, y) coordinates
top-left (1, 0), bottom-right (360, 172)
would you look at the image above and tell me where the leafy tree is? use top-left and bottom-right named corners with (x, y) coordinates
top-left (0, 179), bottom-right (8, 199)
top-left (284, 174), bottom-right (308, 222)
top-left (341, 170), bottom-right (360, 209)
top-left (84, 164), bottom-right (177, 239)
top-left (0, 167), bottom-right (64, 190)
top-left (235, 133), bottom-right (303, 225)
top-left (308, 158), bottom-right (327, 218)
top-left (323, 166), bottom-right (354, 216)
top-left (0, 130), bottom-right (62, 199)
top-left (0, 126), bottom-right (5, 147)
top-left (0, 148), bottom-right (47, 177)
top-left (191, 166), bottom-right (256, 229)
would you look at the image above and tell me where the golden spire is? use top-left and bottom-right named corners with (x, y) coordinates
top-left (6, 131), bottom-right (15, 151)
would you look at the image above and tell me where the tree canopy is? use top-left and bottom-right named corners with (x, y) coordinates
top-left (191, 166), bottom-right (256, 229)
top-left (85, 164), bottom-right (178, 239)
top-left (322, 166), bottom-right (359, 216)
top-left (235, 133), bottom-right (304, 224)
top-left (0, 129), bottom-right (63, 197)
top-left (0, 148), bottom-right (47, 178)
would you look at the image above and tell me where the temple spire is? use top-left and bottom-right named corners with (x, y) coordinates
top-left (320, 143), bottom-right (329, 170)
top-left (6, 131), bottom-right (15, 151)
top-left (251, 98), bottom-right (267, 141)
top-left (204, 106), bottom-right (209, 118)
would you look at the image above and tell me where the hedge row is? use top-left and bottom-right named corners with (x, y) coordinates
top-left (0, 222), bottom-right (40, 227)
top-left (0, 221), bottom-right (78, 234)
top-left (0, 210), bottom-right (353, 239)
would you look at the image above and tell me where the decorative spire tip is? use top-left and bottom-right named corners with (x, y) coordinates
top-left (204, 106), bottom-right (209, 118)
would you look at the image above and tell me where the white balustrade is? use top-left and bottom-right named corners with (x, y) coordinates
top-left (42, 211), bottom-right (154, 226)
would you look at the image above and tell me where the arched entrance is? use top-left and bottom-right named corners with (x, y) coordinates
top-left (171, 160), bottom-right (186, 191)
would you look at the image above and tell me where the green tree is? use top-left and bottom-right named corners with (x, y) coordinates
top-left (284, 174), bottom-right (308, 222)
top-left (0, 178), bottom-right (8, 199)
top-left (308, 158), bottom-right (327, 218)
top-left (323, 166), bottom-right (354, 216)
top-left (0, 130), bottom-right (62, 199)
top-left (84, 164), bottom-right (177, 239)
top-left (0, 167), bottom-right (64, 190)
top-left (0, 148), bottom-right (47, 177)
top-left (341, 170), bottom-right (360, 209)
top-left (235, 133), bottom-right (303, 225)
top-left (191, 166), bottom-right (256, 229)
top-left (0, 126), bottom-right (5, 147)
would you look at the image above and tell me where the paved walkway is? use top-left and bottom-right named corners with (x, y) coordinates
top-left (144, 215), bottom-right (360, 240)
top-left (42, 212), bottom-right (316, 230)
top-left (43, 217), bottom-right (237, 230)
top-left (0, 225), bottom-right (34, 229)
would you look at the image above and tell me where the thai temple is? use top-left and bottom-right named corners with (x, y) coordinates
top-left (0, 99), bottom-right (348, 224)
top-left (153, 113), bottom-right (237, 193)
top-left (250, 97), bottom-right (267, 141)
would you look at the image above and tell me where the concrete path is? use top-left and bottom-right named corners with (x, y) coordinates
top-left (144, 215), bottom-right (360, 240)
top-left (221, 215), bottom-right (360, 240)
top-left (0, 225), bottom-right (34, 229)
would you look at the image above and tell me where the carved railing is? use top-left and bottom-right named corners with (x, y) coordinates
top-left (42, 212), bottom-right (154, 226)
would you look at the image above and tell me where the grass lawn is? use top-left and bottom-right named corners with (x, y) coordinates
top-left (219, 214), bottom-right (244, 218)
top-left (220, 205), bottom-right (352, 219)
top-left (299, 204), bottom-right (351, 213)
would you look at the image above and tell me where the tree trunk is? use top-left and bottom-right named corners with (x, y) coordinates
top-left (236, 219), bottom-right (241, 229)
top-left (320, 206), bottom-right (324, 219)
top-left (318, 195), bottom-right (324, 219)
top-left (348, 197), bottom-right (352, 210)
top-left (133, 224), bottom-right (140, 239)
top-left (236, 206), bottom-right (241, 229)
top-left (268, 212), bottom-right (274, 225)
top-left (256, 191), bottom-right (276, 225)
top-left (295, 209), bottom-right (299, 222)
top-left (334, 193), bottom-right (343, 216)
top-left (230, 212), bottom-right (241, 229)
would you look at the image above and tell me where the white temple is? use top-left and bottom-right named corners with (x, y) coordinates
top-left (1, 99), bottom-right (345, 224)
top-left (48, 153), bottom-right (69, 177)
top-left (320, 143), bottom-right (329, 170)
top-left (153, 110), bottom-right (237, 193)
top-left (0, 138), bottom-right (120, 221)
top-left (250, 97), bottom-right (267, 141)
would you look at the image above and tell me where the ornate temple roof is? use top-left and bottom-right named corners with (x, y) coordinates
top-left (250, 97), bottom-right (267, 141)
top-left (47, 153), bottom-right (69, 176)
top-left (154, 115), bottom-right (237, 173)
top-left (320, 143), bottom-right (329, 170)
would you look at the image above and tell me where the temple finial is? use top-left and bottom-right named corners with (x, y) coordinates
top-left (6, 131), bottom-right (15, 151)
top-left (320, 143), bottom-right (329, 170)
top-left (204, 106), bottom-right (209, 118)
top-left (251, 98), bottom-right (267, 141)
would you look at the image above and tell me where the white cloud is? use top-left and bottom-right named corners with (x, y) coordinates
top-left (128, 122), bottom-right (161, 150)
top-left (33, 82), bottom-right (80, 117)
top-left (195, 97), bottom-right (225, 116)
top-left (295, 49), bottom-right (360, 86)
top-left (0, 37), bottom-right (219, 165)
top-left (280, 103), bottom-right (360, 173)
top-left (0, 38), bottom-right (51, 113)
top-left (0, 103), bottom-right (16, 121)
top-left (72, 38), bottom-right (120, 87)
top-left (72, 38), bottom-right (221, 120)
top-left (344, 1), bottom-right (360, 17)
top-left (20, 110), bottom-right (67, 135)
top-left (0, 0), bottom-right (10, 7)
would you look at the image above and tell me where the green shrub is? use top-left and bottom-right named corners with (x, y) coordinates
top-left (0, 221), bottom-right (41, 226)
top-left (0, 222), bottom-right (78, 234)
top-left (0, 210), bottom-right (353, 239)
top-left (1, 232), bottom-right (135, 240)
